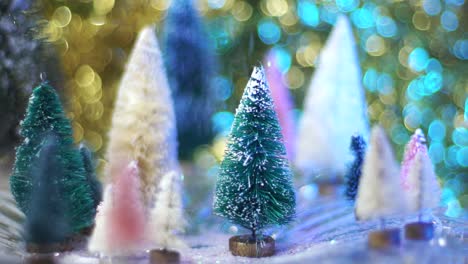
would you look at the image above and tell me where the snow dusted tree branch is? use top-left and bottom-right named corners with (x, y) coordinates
top-left (149, 170), bottom-right (187, 251)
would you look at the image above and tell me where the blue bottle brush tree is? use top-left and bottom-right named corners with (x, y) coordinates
top-left (164, 0), bottom-right (216, 160)
top-left (24, 134), bottom-right (71, 249)
top-left (345, 135), bottom-right (367, 201)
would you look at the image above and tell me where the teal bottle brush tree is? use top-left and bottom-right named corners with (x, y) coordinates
top-left (213, 66), bottom-right (296, 258)
top-left (10, 83), bottom-right (95, 234)
top-left (24, 134), bottom-right (72, 255)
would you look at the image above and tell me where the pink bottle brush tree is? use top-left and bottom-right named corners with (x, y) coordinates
top-left (264, 49), bottom-right (296, 160)
top-left (110, 160), bottom-right (147, 254)
top-left (88, 160), bottom-right (147, 257)
top-left (401, 129), bottom-right (427, 190)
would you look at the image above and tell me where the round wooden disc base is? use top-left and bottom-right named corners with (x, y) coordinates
top-left (229, 235), bottom-right (275, 258)
top-left (24, 254), bottom-right (58, 264)
top-left (405, 222), bottom-right (434, 240)
top-left (150, 249), bottom-right (180, 264)
top-left (26, 242), bottom-right (70, 254)
top-left (368, 228), bottom-right (400, 249)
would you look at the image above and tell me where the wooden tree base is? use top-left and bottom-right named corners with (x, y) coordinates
top-left (317, 179), bottom-right (342, 196)
top-left (229, 235), bottom-right (275, 258)
top-left (405, 222), bottom-right (434, 240)
top-left (150, 249), bottom-right (180, 264)
top-left (368, 228), bottom-right (400, 249)
top-left (24, 254), bottom-right (58, 264)
top-left (79, 224), bottom-right (95, 236)
top-left (26, 242), bottom-right (71, 254)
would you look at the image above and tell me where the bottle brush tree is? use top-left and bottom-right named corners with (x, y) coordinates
top-left (400, 128), bottom-right (427, 189)
top-left (111, 161), bottom-right (147, 255)
top-left (345, 135), bottom-right (367, 201)
top-left (355, 125), bottom-right (405, 222)
top-left (10, 83), bottom-right (95, 233)
top-left (80, 144), bottom-right (103, 210)
top-left (24, 134), bottom-right (71, 250)
top-left (296, 15), bottom-right (369, 180)
top-left (213, 66), bottom-right (296, 240)
top-left (407, 151), bottom-right (441, 215)
top-left (149, 170), bottom-right (187, 251)
top-left (88, 185), bottom-right (113, 256)
top-left (355, 126), bottom-right (405, 248)
top-left (89, 161), bottom-right (147, 256)
top-left (106, 25), bottom-right (178, 208)
top-left (164, 0), bottom-right (216, 160)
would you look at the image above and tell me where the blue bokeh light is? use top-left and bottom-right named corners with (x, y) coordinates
top-left (425, 58), bottom-right (443, 73)
top-left (453, 39), bottom-right (468, 60)
top-left (408, 48), bottom-right (429, 72)
top-left (376, 16), bottom-right (398, 38)
top-left (456, 147), bottom-right (468, 166)
top-left (257, 19), bottom-right (281, 45)
top-left (351, 7), bottom-right (374, 29)
top-left (445, 145), bottom-right (460, 167)
top-left (336, 0), bottom-right (359, 12)
top-left (452, 127), bottom-right (468, 146)
top-left (391, 124), bottom-right (410, 145)
top-left (445, 0), bottom-right (465, 6)
top-left (428, 141), bottom-right (445, 164)
top-left (212, 76), bottom-right (233, 101)
top-left (271, 47), bottom-right (292, 73)
top-left (377, 73), bottom-right (394, 94)
top-left (207, 0), bottom-right (226, 9)
top-left (423, 71), bottom-right (443, 94)
top-left (321, 4), bottom-right (339, 24)
top-left (212, 111), bottom-right (234, 135)
top-left (441, 10), bottom-right (459, 31)
top-left (428, 120), bottom-right (446, 141)
top-left (298, 1), bottom-right (320, 27)
top-left (423, 0), bottom-right (442, 15)
top-left (363, 68), bottom-right (378, 92)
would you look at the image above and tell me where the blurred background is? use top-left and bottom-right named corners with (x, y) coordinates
top-left (0, 0), bottom-right (466, 221)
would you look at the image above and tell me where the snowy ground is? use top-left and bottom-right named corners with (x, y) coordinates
top-left (0, 188), bottom-right (466, 263)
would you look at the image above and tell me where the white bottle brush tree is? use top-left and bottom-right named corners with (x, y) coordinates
top-left (355, 125), bottom-right (405, 226)
top-left (106, 25), bottom-right (178, 208)
top-left (149, 170), bottom-right (187, 251)
top-left (405, 132), bottom-right (441, 220)
top-left (296, 15), bottom-right (369, 181)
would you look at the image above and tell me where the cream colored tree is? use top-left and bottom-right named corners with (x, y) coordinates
top-left (355, 126), bottom-right (405, 221)
top-left (407, 152), bottom-right (441, 215)
top-left (149, 170), bottom-right (187, 251)
top-left (88, 185), bottom-right (113, 256)
top-left (106, 25), bottom-right (178, 208)
top-left (296, 15), bottom-right (369, 181)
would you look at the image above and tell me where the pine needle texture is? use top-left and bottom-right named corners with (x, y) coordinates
top-left (10, 84), bottom-right (95, 232)
top-left (213, 66), bottom-right (296, 235)
top-left (106, 26), bottom-right (178, 208)
top-left (355, 126), bottom-right (405, 221)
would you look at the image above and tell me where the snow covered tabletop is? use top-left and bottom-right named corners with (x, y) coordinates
top-left (0, 190), bottom-right (466, 263)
